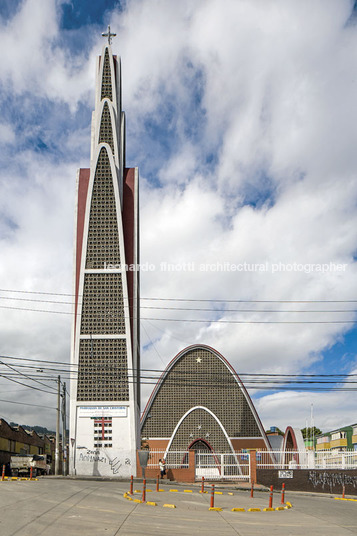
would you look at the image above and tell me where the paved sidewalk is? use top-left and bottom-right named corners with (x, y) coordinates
top-left (0, 478), bottom-right (356, 535)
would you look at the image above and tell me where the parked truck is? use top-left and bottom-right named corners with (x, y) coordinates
top-left (10, 454), bottom-right (51, 477)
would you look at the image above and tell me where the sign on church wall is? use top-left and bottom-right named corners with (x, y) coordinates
top-left (78, 406), bottom-right (128, 418)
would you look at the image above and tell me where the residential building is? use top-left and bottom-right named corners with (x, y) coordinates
top-left (316, 423), bottom-right (357, 451)
top-left (0, 419), bottom-right (56, 472)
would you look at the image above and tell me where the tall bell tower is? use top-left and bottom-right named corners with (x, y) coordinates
top-left (69, 28), bottom-right (140, 477)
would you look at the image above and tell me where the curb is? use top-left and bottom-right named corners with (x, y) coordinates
top-left (334, 497), bottom-right (357, 502)
top-left (123, 489), bottom-right (293, 512)
top-left (1, 478), bottom-right (39, 482)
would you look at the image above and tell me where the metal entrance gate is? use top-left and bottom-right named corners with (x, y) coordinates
top-left (195, 451), bottom-right (250, 481)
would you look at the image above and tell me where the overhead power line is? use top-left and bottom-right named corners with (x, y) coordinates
top-left (0, 373), bottom-right (57, 395)
top-left (142, 297), bottom-right (357, 303)
top-left (0, 398), bottom-right (57, 410)
top-left (0, 288), bottom-right (74, 297)
top-left (1, 295), bottom-right (357, 312)
top-left (0, 354), bottom-right (73, 367)
top-left (0, 287), bottom-right (357, 302)
top-left (1, 354), bottom-right (357, 380)
top-left (2, 363), bottom-right (357, 391)
top-left (0, 305), bottom-right (355, 324)
top-left (0, 360), bottom-right (57, 393)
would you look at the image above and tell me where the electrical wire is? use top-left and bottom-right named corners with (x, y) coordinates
top-left (0, 374), bottom-right (58, 395)
top-left (1, 372), bottom-right (357, 391)
top-left (1, 295), bottom-right (357, 313)
top-left (0, 287), bottom-right (357, 302)
top-left (0, 304), bottom-right (355, 323)
top-left (1, 354), bottom-right (357, 380)
top-left (0, 360), bottom-right (57, 393)
top-left (0, 354), bottom-right (73, 367)
top-left (0, 399), bottom-right (57, 410)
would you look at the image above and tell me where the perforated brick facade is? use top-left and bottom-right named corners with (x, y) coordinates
top-left (70, 41), bottom-right (139, 477)
top-left (141, 345), bottom-right (269, 454)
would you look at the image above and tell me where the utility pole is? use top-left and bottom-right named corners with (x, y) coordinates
top-left (55, 375), bottom-right (60, 475)
top-left (62, 382), bottom-right (67, 476)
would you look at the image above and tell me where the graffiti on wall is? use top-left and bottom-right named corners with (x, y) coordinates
top-left (109, 456), bottom-right (131, 475)
top-left (78, 450), bottom-right (107, 464)
top-left (76, 449), bottom-right (132, 475)
top-left (308, 471), bottom-right (357, 492)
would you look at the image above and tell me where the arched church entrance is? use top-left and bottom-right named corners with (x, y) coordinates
top-left (188, 439), bottom-right (222, 478)
top-left (189, 439), bottom-right (212, 453)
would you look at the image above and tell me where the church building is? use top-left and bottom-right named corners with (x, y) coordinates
top-left (141, 345), bottom-right (271, 457)
top-left (69, 29), bottom-right (140, 477)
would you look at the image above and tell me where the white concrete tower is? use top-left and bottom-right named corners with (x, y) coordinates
top-left (69, 33), bottom-right (140, 477)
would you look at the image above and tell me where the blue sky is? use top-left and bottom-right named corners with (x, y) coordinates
top-left (0, 0), bottom-right (356, 431)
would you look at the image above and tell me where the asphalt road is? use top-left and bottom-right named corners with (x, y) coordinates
top-left (0, 478), bottom-right (356, 535)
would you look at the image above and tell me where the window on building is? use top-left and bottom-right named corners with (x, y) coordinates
top-left (331, 431), bottom-right (346, 441)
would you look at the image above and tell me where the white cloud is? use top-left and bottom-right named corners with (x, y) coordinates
top-left (0, 0), bottom-right (356, 432)
top-left (0, 0), bottom-right (94, 109)
top-left (255, 367), bottom-right (357, 432)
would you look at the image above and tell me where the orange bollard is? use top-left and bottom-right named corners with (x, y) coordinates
top-left (250, 480), bottom-right (254, 498)
top-left (129, 475), bottom-right (133, 495)
top-left (281, 483), bottom-right (285, 504)
top-left (1, 465), bottom-right (5, 481)
top-left (342, 485), bottom-right (345, 499)
top-left (30, 467), bottom-right (33, 480)
top-left (268, 485), bottom-right (273, 508)
top-left (156, 474), bottom-right (160, 492)
top-left (142, 479), bottom-right (146, 503)
top-left (210, 484), bottom-right (215, 508)
top-left (201, 476), bottom-right (205, 493)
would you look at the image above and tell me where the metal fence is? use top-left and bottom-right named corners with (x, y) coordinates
top-left (145, 448), bottom-right (357, 479)
top-left (195, 451), bottom-right (250, 481)
top-left (256, 449), bottom-right (357, 470)
top-left (145, 449), bottom-right (189, 470)
top-left (144, 449), bottom-right (250, 480)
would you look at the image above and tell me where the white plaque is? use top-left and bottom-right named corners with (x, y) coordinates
top-left (278, 470), bottom-right (293, 479)
top-left (78, 406), bottom-right (127, 418)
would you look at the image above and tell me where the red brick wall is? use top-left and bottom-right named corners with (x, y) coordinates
top-left (145, 439), bottom-right (169, 450)
top-left (231, 438), bottom-right (266, 450)
top-left (137, 450), bottom-right (195, 483)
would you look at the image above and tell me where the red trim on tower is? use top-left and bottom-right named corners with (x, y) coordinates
top-left (123, 167), bottom-right (136, 350)
top-left (74, 168), bottom-right (90, 342)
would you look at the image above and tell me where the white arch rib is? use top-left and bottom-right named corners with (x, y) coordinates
top-left (95, 99), bottom-right (120, 168)
top-left (142, 345), bottom-right (271, 452)
top-left (164, 405), bottom-right (236, 459)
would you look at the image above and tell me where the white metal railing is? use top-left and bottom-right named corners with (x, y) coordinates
top-left (256, 449), bottom-right (357, 470)
top-left (195, 451), bottom-right (250, 481)
top-left (145, 448), bottom-right (357, 477)
top-left (144, 448), bottom-right (250, 480)
top-left (145, 449), bottom-right (189, 470)
top-left (314, 449), bottom-right (357, 469)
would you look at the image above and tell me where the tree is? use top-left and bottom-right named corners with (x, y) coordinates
top-left (301, 426), bottom-right (322, 439)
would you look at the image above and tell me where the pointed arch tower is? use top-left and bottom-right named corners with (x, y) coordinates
top-left (69, 42), bottom-right (139, 477)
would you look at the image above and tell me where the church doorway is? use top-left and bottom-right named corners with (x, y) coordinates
top-left (188, 439), bottom-right (222, 479)
top-left (189, 439), bottom-right (212, 453)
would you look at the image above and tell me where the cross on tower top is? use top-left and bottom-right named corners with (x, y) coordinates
top-left (102, 25), bottom-right (116, 45)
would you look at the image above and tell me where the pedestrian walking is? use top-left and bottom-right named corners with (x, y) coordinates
top-left (159, 458), bottom-right (166, 479)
